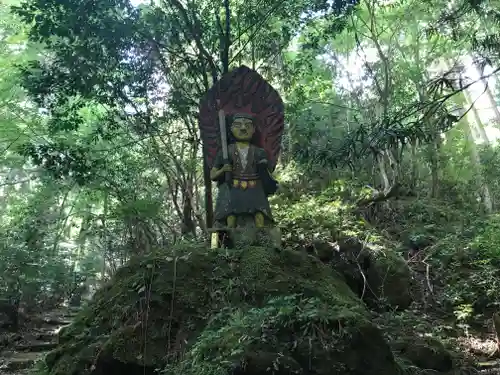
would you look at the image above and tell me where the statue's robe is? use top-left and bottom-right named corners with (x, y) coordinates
top-left (213, 143), bottom-right (277, 224)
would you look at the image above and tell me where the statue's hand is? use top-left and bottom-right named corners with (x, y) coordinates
top-left (219, 164), bottom-right (232, 173)
top-left (210, 164), bottom-right (232, 181)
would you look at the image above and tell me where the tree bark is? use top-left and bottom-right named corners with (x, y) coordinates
top-left (202, 151), bottom-right (214, 228)
top-left (472, 57), bottom-right (500, 126)
top-left (461, 94), bottom-right (493, 212)
top-left (464, 88), bottom-right (491, 144)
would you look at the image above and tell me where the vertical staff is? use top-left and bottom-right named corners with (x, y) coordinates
top-left (217, 101), bottom-right (232, 185)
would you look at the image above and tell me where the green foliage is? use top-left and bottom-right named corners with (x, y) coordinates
top-left (1, 1), bottom-right (500, 374)
top-left (29, 360), bottom-right (50, 375)
top-left (436, 215), bottom-right (500, 319)
top-left (471, 214), bottom-right (500, 259)
top-left (272, 176), bottom-right (381, 244)
top-left (385, 208), bottom-right (500, 325)
top-left (167, 294), bottom-right (358, 375)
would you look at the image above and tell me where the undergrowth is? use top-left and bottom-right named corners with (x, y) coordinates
top-left (34, 170), bottom-right (500, 375)
top-left (273, 174), bottom-right (500, 372)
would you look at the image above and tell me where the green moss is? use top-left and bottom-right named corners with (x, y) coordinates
top-left (239, 247), bottom-right (361, 309)
top-left (168, 294), bottom-right (372, 375)
top-left (272, 188), bottom-right (413, 309)
top-left (392, 336), bottom-right (453, 372)
top-left (365, 245), bottom-right (412, 308)
top-left (49, 341), bottom-right (103, 375)
top-left (45, 243), bottom-right (401, 375)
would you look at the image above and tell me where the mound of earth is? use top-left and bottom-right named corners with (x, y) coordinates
top-left (44, 244), bottom-right (402, 375)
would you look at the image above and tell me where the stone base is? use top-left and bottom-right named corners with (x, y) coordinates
top-left (210, 226), bottom-right (281, 249)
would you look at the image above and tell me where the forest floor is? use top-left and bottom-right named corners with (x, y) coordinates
top-left (0, 306), bottom-right (80, 374)
top-left (0, 280), bottom-right (498, 374)
top-left (374, 253), bottom-right (500, 375)
top-left (454, 316), bottom-right (500, 374)
top-left (372, 302), bottom-right (500, 374)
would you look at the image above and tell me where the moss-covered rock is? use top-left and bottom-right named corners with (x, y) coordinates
top-left (311, 236), bottom-right (412, 310)
top-left (272, 192), bottom-right (412, 310)
top-left (392, 336), bottom-right (453, 372)
top-left (45, 244), bottom-right (402, 375)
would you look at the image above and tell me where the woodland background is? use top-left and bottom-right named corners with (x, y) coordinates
top-left (1, 0), bottom-right (500, 351)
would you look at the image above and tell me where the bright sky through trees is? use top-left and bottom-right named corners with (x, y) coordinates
top-left (128, 0), bottom-right (500, 145)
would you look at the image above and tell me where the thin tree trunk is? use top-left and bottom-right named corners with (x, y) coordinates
top-left (462, 96), bottom-right (493, 212)
top-left (472, 57), bottom-right (500, 125)
top-left (429, 142), bottom-right (439, 198)
top-left (410, 139), bottom-right (419, 189)
top-left (101, 191), bottom-right (109, 284)
top-left (464, 89), bottom-right (491, 144)
top-left (484, 82), bottom-right (500, 125)
top-left (202, 154), bottom-right (213, 228)
top-left (377, 153), bottom-right (390, 192)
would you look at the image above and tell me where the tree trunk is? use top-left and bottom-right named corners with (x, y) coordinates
top-left (464, 89), bottom-right (491, 145)
top-left (484, 82), bottom-right (500, 125)
top-left (202, 154), bottom-right (214, 228)
top-left (429, 142), bottom-right (439, 198)
top-left (472, 57), bottom-right (500, 126)
top-left (181, 188), bottom-right (196, 235)
top-left (410, 139), bottom-right (419, 191)
top-left (377, 153), bottom-right (390, 192)
top-left (461, 95), bottom-right (493, 212)
top-left (101, 191), bottom-right (109, 284)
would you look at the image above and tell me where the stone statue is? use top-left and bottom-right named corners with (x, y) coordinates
top-left (198, 66), bottom-right (284, 248)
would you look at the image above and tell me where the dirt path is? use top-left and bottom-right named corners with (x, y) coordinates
top-left (0, 306), bottom-right (80, 375)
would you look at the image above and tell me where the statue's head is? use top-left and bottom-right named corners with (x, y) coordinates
top-left (230, 113), bottom-right (255, 141)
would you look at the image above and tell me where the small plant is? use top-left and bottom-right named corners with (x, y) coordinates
top-left (29, 360), bottom-right (50, 375)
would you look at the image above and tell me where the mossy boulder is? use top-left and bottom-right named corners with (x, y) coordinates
top-left (392, 336), bottom-right (453, 372)
top-left (312, 236), bottom-right (412, 310)
top-left (272, 192), bottom-right (412, 310)
top-left (45, 244), bottom-right (402, 375)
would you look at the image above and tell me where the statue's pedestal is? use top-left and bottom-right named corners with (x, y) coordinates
top-left (209, 226), bottom-right (281, 249)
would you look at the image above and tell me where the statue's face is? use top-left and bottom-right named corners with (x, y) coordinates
top-left (231, 117), bottom-right (255, 141)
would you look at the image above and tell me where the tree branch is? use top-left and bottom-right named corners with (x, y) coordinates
top-left (164, 0), bottom-right (220, 81)
top-left (223, 0), bottom-right (231, 73)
